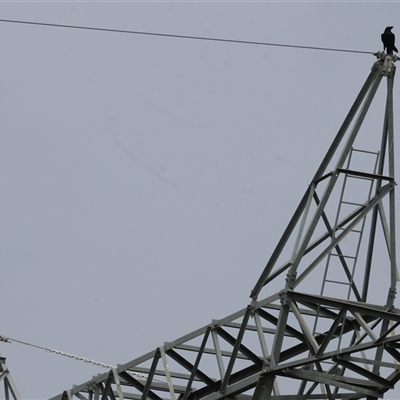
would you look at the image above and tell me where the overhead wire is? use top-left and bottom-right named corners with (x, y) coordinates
top-left (0, 18), bottom-right (374, 55)
top-left (0, 335), bottom-right (152, 381)
top-left (0, 335), bottom-right (115, 370)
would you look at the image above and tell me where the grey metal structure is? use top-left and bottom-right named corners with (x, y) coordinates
top-left (49, 54), bottom-right (400, 400)
top-left (0, 353), bottom-right (21, 400)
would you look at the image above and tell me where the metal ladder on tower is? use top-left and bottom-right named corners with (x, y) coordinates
top-left (312, 147), bottom-right (380, 353)
top-left (321, 148), bottom-right (379, 298)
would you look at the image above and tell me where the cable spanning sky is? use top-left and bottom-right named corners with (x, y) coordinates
top-left (0, 17), bottom-right (374, 55)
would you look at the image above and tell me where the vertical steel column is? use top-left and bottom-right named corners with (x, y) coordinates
top-left (387, 67), bottom-right (397, 295)
top-left (362, 101), bottom-right (389, 302)
top-left (160, 346), bottom-right (176, 400)
top-left (372, 61), bottom-right (397, 377)
top-left (259, 294), bottom-right (291, 399)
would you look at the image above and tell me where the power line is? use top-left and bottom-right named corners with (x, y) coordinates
top-left (0, 18), bottom-right (374, 55)
top-left (0, 334), bottom-right (166, 382)
top-left (0, 335), bottom-right (114, 369)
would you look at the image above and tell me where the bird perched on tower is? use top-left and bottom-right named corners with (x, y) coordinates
top-left (381, 26), bottom-right (398, 55)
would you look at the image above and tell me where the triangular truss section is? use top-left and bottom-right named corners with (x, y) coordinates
top-left (50, 54), bottom-right (400, 400)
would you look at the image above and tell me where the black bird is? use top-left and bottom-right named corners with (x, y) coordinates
top-left (382, 26), bottom-right (398, 55)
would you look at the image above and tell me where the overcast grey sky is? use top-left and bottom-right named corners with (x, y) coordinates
top-left (1, 1), bottom-right (400, 398)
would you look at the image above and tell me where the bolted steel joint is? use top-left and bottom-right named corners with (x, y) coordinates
top-left (285, 269), bottom-right (297, 289)
top-left (263, 356), bottom-right (272, 372)
top-left (382, 55), bottom-right (396, 77)
top-left (387, 287), bottom-right (397, 309)
top-left (210, 319), bottom-right (221, 329)
top-left (279, 289), bottom-right (292, 306)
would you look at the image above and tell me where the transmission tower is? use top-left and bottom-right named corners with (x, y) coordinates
top-left (43, 53), bottom-right (400, 400)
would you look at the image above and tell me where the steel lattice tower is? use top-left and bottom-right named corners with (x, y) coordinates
top-left (38, 54), bottom-right (400, 399)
